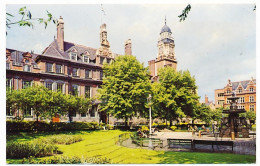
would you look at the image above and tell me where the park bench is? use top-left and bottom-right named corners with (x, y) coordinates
top-left (167, 139), bottom-right (193, 149)
top-left (249, 132), bottom-right (256, 139)
top-left (193, 140), bottom-right (234, 151)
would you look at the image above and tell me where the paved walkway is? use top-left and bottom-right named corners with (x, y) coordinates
top-left (152, 131), bottom-right (255, 141)
top-left (122, 131), bottom-right (256, 155)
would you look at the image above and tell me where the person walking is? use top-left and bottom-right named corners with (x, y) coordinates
top-left (212, 123), bottom-right (215, 133)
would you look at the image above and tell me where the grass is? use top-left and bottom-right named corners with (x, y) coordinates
top-left (7, 130), bottom-right (256, 164)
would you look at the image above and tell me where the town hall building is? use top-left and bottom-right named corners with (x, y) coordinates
top-left (6, 16), bottom-right (132, 122)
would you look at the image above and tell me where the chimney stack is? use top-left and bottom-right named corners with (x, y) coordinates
top-left (205, 95), bottom-right (208, 104)
top-left (57, 16), bottom-right (64, 51)
top-left (125, 39), bottom-right (132, 55)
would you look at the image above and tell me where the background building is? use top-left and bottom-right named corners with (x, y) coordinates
top-left (214, 78), bottom-right (256, 112)
top-left (203, 95), bottom-right (215, 110)
top-left (6, 17), bottom-right (132, 122)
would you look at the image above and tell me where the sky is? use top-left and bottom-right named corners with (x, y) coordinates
top-left (5, 3), bottom-right (256, 103)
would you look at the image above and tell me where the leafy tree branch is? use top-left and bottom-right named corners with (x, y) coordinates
top-left (6, 6), bottom-right (57, 34)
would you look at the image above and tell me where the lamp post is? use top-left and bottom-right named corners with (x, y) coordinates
top-left (147, 94), bottom-right (153, 149)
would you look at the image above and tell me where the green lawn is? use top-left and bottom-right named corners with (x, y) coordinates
top-left (6, 130), bottom-right (256, 164)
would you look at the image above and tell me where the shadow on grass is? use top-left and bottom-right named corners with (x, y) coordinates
top-left (157, 151), bottom-right (256, 164)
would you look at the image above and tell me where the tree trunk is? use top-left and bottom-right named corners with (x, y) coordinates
top-left (36, 112), bottom-right (39, 122)
top-left (170, 119), bottom-right (173, 126)
top-left (69, 111), bottom-right (73, 123)
top-left (124, 118), bottom-right (128, 128)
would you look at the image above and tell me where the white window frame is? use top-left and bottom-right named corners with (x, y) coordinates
top-left (23, 64), bottom-right (31, 72)
top-left (226, 99), bottom-right (230, 104)
top-left (72, 68), bottom-right (79, 77)
top-left (22, 80), bottom-right (32, 89)
top-left (85, 86), bottom-right (92, 98)
top-left (57, 83), bottom-right (64, 93)
top-left (238, 88), bottom-right (242, 93)
top-left (250, 105), bottom-right (254, 111)
top-left (56, 64), bottom-right (63, 74)
top-left (238, 97), bottom-right (245, 103)
top-left (46, 63), bottom-right (53, 72)
top-left (85, 69), bottom-right (92, 79)
top-left (83, 55), bottom-right (90, 63)
top-left (70, 52), bottom-right (77, 61)
top-left (45, 82), bottom-right (53, 90)
top-left (72, 84), bottom-right (79, 96)
top-left (6, 78), bottom-right (12, 89)
top-left (249, 96), bottom-right (254, 102)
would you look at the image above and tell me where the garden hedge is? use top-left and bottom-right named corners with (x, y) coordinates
top-left (6, 121), bottom-right (100, 132)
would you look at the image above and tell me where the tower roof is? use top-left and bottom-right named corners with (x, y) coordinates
top-left (160, 24), bottom-right (171, 33)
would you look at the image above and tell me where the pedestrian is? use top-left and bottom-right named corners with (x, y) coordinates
top-left (202, 125), bottom-right (206, 131)
top-left (212, 123), bottom-right (215, 133)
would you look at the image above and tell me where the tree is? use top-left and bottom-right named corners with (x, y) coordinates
top-left (6, 88), bottom-right (23, 118)
top-left (152, 67), bottom-right (200, 126)
top-left (194, 103), bottom-right (212, 125)
top-left (6, 6), bottom-right (56, 34)
top-left (98, 55), bottom-right (151, 127)
top-left (246, 110), bottom-right (256, 122)
top-left (42, 90), bottom-right (67, 119)
top-left (211, 107), bottom-right (223, 125)
top-left (21, 86), bottom-right (52, 121)
top-left (63, 94), bottom-right (93, 123)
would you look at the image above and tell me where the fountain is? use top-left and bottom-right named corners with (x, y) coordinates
top-left (219, 92), bottom-right (250, 138)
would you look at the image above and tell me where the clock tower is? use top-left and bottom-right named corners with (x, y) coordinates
top-left (148, 18), bottom-right (177, 79)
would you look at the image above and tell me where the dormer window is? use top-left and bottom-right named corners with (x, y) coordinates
top-left (227, 89), bottom-right (230, 94)
top-left (249, 87), bottom-right (254, 92)
top-left (24, 65), bottom-right (31, 72)
top-left (238, 88), bottom-right (242, 93)
top-left (70, 53), bottom-right (77, 61)
top-left (83, 55), bottom-right (90, 63)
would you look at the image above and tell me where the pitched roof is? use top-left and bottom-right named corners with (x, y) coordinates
top-left (64, 41), bottom-right (97, 60)
top-left (231, 79), bottom-right (256, 90)
top-left (42, 40), bottom-right (107, 62)
top-left (7, 48), bottom-right (40, 65)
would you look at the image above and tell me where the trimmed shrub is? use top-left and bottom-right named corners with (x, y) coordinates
top-left (170, 126), bottom-right (177, 131)
top-left (19, 156), bottom-right (111, 164)
top-left (140, 126), bottom-right (149, 134)
top-left (6, 121), bottom-right (100, 132)
top-left (39, 135), bottom-right (83, 145)
top-left (6, 140), bottom-right (59, 159)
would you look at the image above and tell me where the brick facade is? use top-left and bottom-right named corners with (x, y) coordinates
top-left (215, 78), bottom-right (256, 113)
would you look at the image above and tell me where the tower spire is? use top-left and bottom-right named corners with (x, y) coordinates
top-left (101, 4), bottom-right (106, 24)
top-left (165, 16), bottom-right (166, 25)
